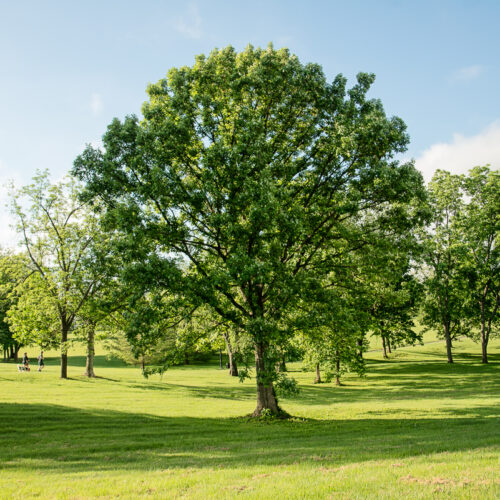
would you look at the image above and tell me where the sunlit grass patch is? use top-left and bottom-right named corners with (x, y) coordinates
top-left (0, 337), bottom-right (498, 498)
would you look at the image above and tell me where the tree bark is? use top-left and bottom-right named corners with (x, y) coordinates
top-left (480, 300), bottom-right (489, 364)
top-left (84, 323), bottom-right (96, 377)
top-left (60, 327), bottom-right (68, 379)
top-left (335, 352), bottom-right (341, 386)
top-left (228, 350), bottom-right (238, 376)
top-left (481, 337), bottom-right (488, 364)
top-left (314, 363), bottom-right (322, 384)
top-left (443, 323), bottom-right (453, 364)
top-left (223, 333), bottom-right (239, 376)
top-left (9, 344), bottom-right (20, 362)
top-left (252, 343), bottom-right (279, 417)
top-left (382, 336), bottom-right (388, 358)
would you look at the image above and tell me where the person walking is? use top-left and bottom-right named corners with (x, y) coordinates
top-left (22, 352), bottom-right (30, 371)
top-left (38, 351), bottom-right (45, 371)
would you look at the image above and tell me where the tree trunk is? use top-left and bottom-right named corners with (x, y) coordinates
top-left (443, 324), bottom-right (453, 364)
top-left (335, 353), bottom-right (341, 386)
top-left (252, 343), bottom-right (279, 417)
top-left (228, 350), bottom-right (238, 376)
top-left (84, 323), bottom-right (96, 377)
top-left (481, 338), bottom-right (488, 364)
top-left (382, 336), bottom-right (388, 358)
top-left (480, 301), bottom-right (489, 364)
top-left (223, 332), bottom-right (239, 376)
top-left (387, 338), bottom-right (392, 354)
top-left (314, 363), bottom-right (322, 384)
top-left (229, 357), bottom-right (238, 376)
top-left (277, 357), bottom-right (287, 372)
top-left (60, 328), bottom-right (68, 379)
top-left (10, 344), bottom-right (20, 362)
top-left (357, 337), bottom-right (364, 360)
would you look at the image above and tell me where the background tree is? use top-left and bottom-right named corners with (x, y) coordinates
top-left (0, 251), bottom-right (30, 361)
top-left (369, 263), bottom-right (422, 358)
top-left (74, 45), bottom-right (426, 415)
top-left (420, 170), bottom-right (469, 363)
top-left (459, 166), bottom-right (499, 363)
top-left (9, 172), bottom-right (108, 378)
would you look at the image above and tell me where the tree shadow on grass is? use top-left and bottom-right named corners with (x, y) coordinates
top-left (154, 359), bottom-right (500, 406)
top-left (108, 354), bottom-right (500, 406)
top-left (0, 402), bottom-right (498, 474)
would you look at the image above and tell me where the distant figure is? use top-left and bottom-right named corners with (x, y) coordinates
top-left (18, 352), bottom-right (30, 372)
top-left (38, 351), bottom-right (44, 371)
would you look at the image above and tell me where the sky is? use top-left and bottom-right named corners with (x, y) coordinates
top-left (1, 0), bottom-right (499, 247)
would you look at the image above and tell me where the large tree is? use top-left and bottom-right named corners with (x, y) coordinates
top-left (74, 45), bottom-right (426, 415)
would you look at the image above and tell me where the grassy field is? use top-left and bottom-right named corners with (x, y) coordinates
top-left (0, 337), bottom-right (499, 499)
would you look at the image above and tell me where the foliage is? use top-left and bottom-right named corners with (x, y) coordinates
top-left (457, 166), bottom-right (499, 361)
top-left (0, 252), bottom-right (29, 357)
top-left (420, 170), bottom-right (469, 362)
top-left (8, 171), bottom-right (111, 377)
top-left (74, 44), bottom-right (426, 414)
top-left (421, 166), bottom-right (499, 363)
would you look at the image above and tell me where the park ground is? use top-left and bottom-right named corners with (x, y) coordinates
top-left (0, 334), bottom-right (499, 499)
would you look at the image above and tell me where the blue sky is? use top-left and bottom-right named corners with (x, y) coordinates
top-left (1, 0), bottom-right (499, 246)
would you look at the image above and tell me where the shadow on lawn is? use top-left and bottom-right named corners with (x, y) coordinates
top-left (0, 402), bottom-right (499, 474)
top-left (151, 356), bottom-right (500, 405)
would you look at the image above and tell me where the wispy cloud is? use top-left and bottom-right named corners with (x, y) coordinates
top-left (90, 93), bottom-right (103, 116)
top-left (451, 64), bottom-right (483, 82)
top-left (175, 4), bottom-right (202, 39)
top-left (415, 121), bottom-right (500, 183)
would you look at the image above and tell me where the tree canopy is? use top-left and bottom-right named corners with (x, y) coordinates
top-left (73, 45), bottom-right (426, 415)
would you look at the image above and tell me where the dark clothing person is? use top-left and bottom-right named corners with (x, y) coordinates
top-left (38, 352), bottom-right (44, 371)
top-left (21, 353), bottom-right (30, 371)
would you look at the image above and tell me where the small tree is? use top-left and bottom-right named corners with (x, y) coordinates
top-left (420, 170), bottom-right (469, 363)
top-left (459, 166), bottom-right (499, 363)
top-left (9, 172), bottom-right (107, 378)
top-left (0, 252), bottom-right (30, 361)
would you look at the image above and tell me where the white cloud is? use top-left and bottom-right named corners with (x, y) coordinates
top-left (415, 121), bottom-right (500, 183)
top-left (175, 4), bottom-right (202, 39)
top-left (90, 93), bottom-right (103, 116)
top-left (452, 65), bottom-right (483, 81)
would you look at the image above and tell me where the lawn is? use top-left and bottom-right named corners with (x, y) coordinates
top-left (0, 337), bottom-right (499, 499)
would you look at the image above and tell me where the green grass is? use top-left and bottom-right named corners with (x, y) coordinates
top-left (0, 338), bottom-right (499, 499)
